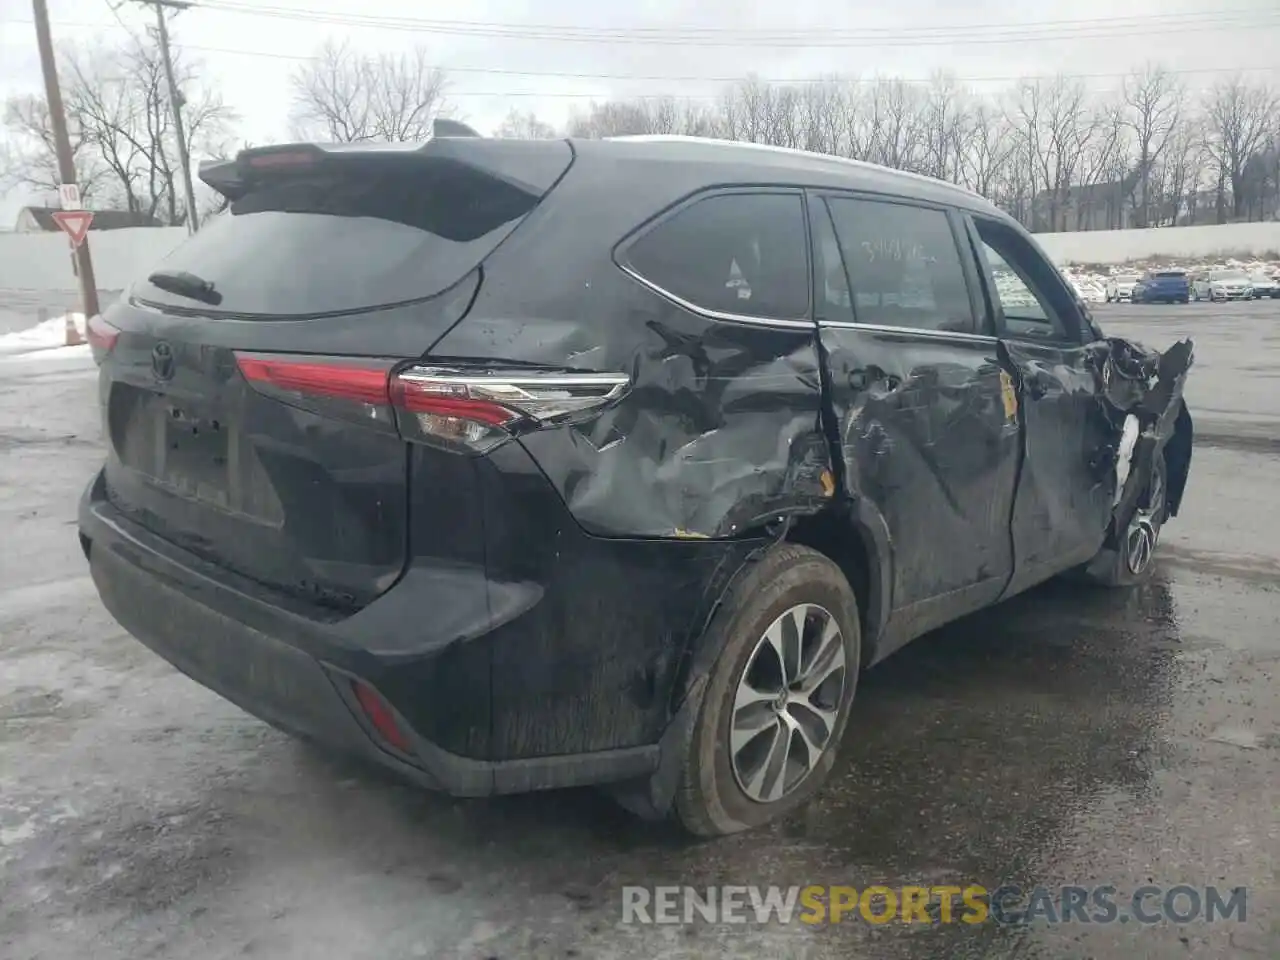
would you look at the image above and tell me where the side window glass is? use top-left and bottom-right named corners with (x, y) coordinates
top-left (624, 192), bottom-right (808, 319)
top-left (811, 203), bottom-right (854, 322)
top-left (825, 198), bottom-right (974, 333)
top-left (973, 220), bottom-right (1075, 341)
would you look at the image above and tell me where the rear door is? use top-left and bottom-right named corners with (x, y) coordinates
top-left (812, 193), bottom-right (1020, 645)
top-left (96, 140), bottom-right (572, 610)
top-left (963, 213), bottom-right (1113, 597)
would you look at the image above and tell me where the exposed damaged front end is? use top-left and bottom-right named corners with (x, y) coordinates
top-left (1087, 336), bottom-right (1195, 563)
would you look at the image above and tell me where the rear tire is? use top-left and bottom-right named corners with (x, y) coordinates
top-left (673, 544), bottom-right (860, 837)
top-left (1080, 451), bottom-right (1168, 588)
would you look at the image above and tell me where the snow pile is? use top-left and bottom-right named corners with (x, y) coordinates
top-left (0, 343), bottom-right (93, 365)
top-left (0, 312), bottom-right (86, 356)
top-left (1060, 255), bottom-right (1280, 302)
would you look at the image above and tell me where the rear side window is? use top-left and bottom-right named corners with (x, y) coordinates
top-left (138, 162), bottom-right (543, 317)
top-left (824, 197), bottom-right (974, 333)
top-left (623, 192), bottom-right (809, 319)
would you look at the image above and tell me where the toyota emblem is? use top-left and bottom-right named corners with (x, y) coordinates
top-left (151, 342), bottom-right (175, 381)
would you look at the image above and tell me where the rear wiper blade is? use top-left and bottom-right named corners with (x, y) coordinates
top-left (147, 269), bottom-right (223, 306)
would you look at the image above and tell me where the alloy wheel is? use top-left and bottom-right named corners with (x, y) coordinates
top-left (729, 603), bottom-right (847, 803)
top-left (1124, 463), bottom-right (1166, 576)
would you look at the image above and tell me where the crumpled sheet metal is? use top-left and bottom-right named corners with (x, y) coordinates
top-left (1086, 336), bottom-right (1195, 533)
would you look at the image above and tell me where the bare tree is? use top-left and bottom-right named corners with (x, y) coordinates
top-left (1121, 64), bottom-right (1186, 227)
top-left (2, 92), bottom-right (108, 202)
top-left (567, 95), bottom-right (716, 139)
top-left (1203, 75), bottom-right (1279, 221)
top-left (921, 73), bottom-right (971, 182)
top-left (494, 109), bottom-right (559, 139)
top-left (2, 34), bottom-right (235, 225)
top-left (290, 40), bottom-right (450, 142)
top-left (1073, 97), bottom-right (1128, 231)
top-left (863, 78), bottom-right (927, 172)
top-left (958, 99), bottom-right (1015, 203)
top-left (1006, 76), bottom-right (1094, 231)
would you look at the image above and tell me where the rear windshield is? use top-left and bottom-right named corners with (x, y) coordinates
top-left (1154, 271), bottom-right (1186, 278)
top-left (136, 161), bottom-right (542, 317)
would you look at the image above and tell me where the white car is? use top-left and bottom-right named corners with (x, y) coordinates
top-left (1104, 274), bottom-right (1142, 302)
top-left (1190, 268), bottom-right (1254, 302)
top-left (1249, 272), bottom-right (1279, 299)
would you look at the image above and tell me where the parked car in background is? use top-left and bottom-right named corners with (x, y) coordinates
top-left (1105, 273), bottom-right (1142, 302)
top-left (1132, 269), bottom-right (1189, 304)
top-left (1191, 268), bottom-right (1253, 302)
top-left (1249, 271), bottom-right (1279, 299)
top-left (77, 133), bottom-right (1195, 836)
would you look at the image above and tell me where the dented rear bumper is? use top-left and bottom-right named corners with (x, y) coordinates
top-left (78, 468), bottom-right (691, 797)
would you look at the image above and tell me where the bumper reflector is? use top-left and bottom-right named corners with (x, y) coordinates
top-left (351, 679), bottom-right (411, 754)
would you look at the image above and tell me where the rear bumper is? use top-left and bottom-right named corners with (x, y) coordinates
top-left (79, 469), bottom-right (661, 797)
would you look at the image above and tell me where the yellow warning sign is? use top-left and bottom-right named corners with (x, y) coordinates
top-left (999, 370), bottom-right (1018, 421)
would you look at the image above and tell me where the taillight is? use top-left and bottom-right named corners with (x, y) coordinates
top-left (390, 367), bottom-right (630, 454)
top-left (86, 315), bottom-right (120, 361)
top-left (234, 353), bottom-right (630, 454)
top-left (235, 353), bottom-right (400, 433)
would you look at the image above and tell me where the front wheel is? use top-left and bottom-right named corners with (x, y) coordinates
top-left (673, 544), bottom-right (861, 837)
top-left (1080, 452), bottom-right (1168, 587)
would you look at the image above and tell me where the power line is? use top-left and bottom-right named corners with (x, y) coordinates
top-left (8, 18), bottom-right (1278, 88)
top-left (190, 2), bottom-right (1276, 42)
top-left (175, 3), bottom-right (1280, 48)
top-left (9, 5), bottom-right (1273, 48)
top-left (174, 44), bottom-right (1280, 86)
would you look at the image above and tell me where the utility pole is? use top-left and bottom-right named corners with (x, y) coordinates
top-left (31, 0), bottom-right (100, 320)
top-left (141, 0), bottom-right (199, 234)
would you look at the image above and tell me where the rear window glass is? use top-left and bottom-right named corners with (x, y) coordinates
top-left (1154, 271), bottom-right (1186, 278)
top-left (137, 162), bottom-right (540, 317)
top-left (623, 192), bottom-right (809, 319)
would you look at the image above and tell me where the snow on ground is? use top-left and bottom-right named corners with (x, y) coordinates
top-left (0, 313), bottom-right (87, 358)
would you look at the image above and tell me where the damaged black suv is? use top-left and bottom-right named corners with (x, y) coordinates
top-left (78, 130), bottom-right (1194, 836)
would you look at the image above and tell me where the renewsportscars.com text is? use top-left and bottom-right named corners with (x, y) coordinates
top-left (621, 884), bottom-right (1248, 926)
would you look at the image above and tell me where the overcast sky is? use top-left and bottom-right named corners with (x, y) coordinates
top-left (1, 0), bottom-right (1277, 222)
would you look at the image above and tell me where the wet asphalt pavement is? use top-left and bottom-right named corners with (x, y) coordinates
top-left (1, 301), bottom-right (1278, 960)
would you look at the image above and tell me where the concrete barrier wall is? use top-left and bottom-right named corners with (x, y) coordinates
top-left (1034, 222), bottom-right (1280, 265)
top-left (1, 220), bottom-right (1278, 297)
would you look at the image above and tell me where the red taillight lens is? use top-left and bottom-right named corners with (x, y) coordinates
top-left (233, 353), bottom-right (630, 454)
top-left (350, 679), bottom-right (411, 754)
top-left (389, 372), bottom-right (521, 454)
top-left (236, 355), bottom-right (390, 405)
top-left (86, 315), bottom-right (119, 360)
top-left (234, 353), bottom-right (400, 433)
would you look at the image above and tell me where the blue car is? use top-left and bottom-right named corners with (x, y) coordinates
top-left (1132, 269), bottom-right (1190, 304)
